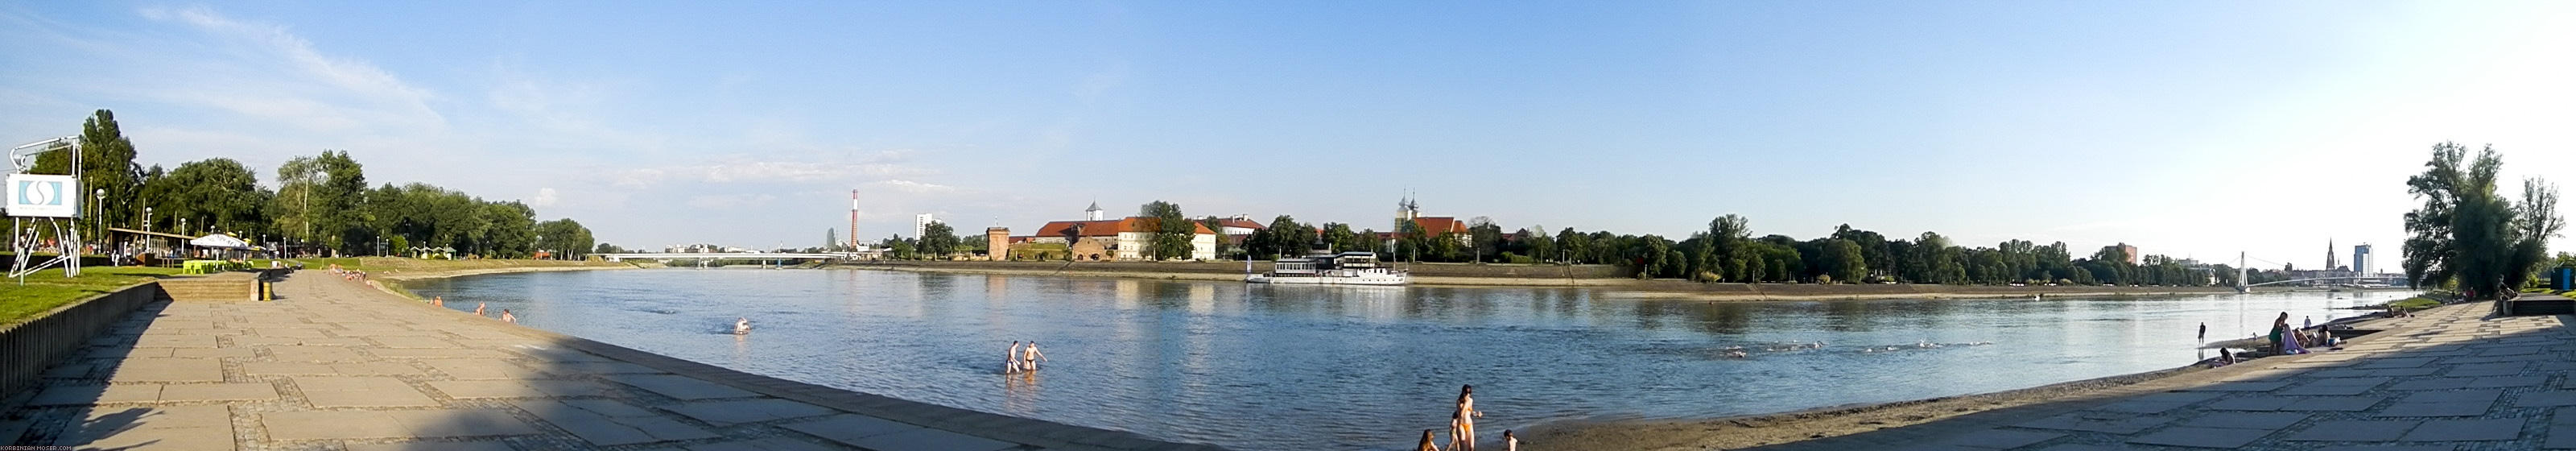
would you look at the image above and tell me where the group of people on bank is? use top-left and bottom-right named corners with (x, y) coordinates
top-left (1416, 385), bottom-right (1523, 451)
top-left (1004, 341), bottom-right (1049, 374)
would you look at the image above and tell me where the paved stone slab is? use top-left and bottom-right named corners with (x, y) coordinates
top-left (157, 383), bottom-right (280, 401)
top-left (2184, 381), bottom-right (2292, 392)
top-left (2388, 378), bottom-right (2475, 391)
top-left (294, 376), bottom-right (439, 408)
top-left (676, 437), bottom-right (844, 451)
top-left (56, 404), bottom-right (235, 450)
top-left (168, 347), bottom-right (255, 358)
top-left (421, 360), bottom-right (542, 379)
top-left (781, 414), bottom-right (926, 446)
top-left (266, 345), bottom-right (368, 362)
top-left (428, 379), bottom-right (611, 399)
top-left (2378, 401), bottom-right (2495, 416)
top-left (2285, 419), bottom-right (2420, 441)
top-left (2471, 375), bottom-right (2549, 387)
top-left (659, 398), bottom-right (841, 426)
top-left (344, 441), bottom-right (517, 451)
top-left (2281, 382), bottom-right (2378, 396)
top-left (2127, 426), bottom-right (2275, 449)
top-left (836, 427), bottom-right (1022, 451)
top-left (105, 358), bottom-right (225, 383)
top-left (28, 384), bottom-right (163, 405)
top-left (2178, 412), bottom-right (2310, 430)
top-left (2013, 412), bottom-right (2174, 434)
top-left (133, 334), bottom-right (218, 348)
top-left (517, 399), bottom-right (720, 446)
top-left (386, 408), bottom-right (543, 438)
top-left (605, 374), bottom-right (762, 400)
top-left (2520, 391), bottom-right (2576, 408)
top-left (2401, 417), bottom-right (2524, 441)
top-left (2547, 424), bottom-right (2576, 449)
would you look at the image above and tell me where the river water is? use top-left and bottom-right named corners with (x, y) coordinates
top-left (405, 269), bottom-right (2410, 451)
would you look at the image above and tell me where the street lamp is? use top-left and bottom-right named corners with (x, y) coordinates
top-left (142, 207), bottom-right (152, 232)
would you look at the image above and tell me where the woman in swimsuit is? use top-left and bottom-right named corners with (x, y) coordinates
top-left (1417, 429), bottom-right (1443, 451)
top-left (1451, 385), bottom-right (1481, 451)
top-left (1022, 341), bottom-right (1048, 371)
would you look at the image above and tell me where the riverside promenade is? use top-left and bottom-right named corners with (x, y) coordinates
top-left (1761, 301), bottom-right (2576, 450)
top-left (1, 271), bottom-right (1224, 451)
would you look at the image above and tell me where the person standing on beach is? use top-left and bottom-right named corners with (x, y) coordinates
top-left (1023, 341), bottom-right (1048, 371)
top-left (1005, 341), bottom-right (1024, 374)
top-left (1451, 385), bottom-right (1481, 451)
top-left (2198, 322), bottom-right (2206, 341)
top-left (499, 309), bottom-right (518, 324)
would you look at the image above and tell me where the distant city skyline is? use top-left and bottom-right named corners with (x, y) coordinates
top-left (3, 2), bottom-right (2572, 268)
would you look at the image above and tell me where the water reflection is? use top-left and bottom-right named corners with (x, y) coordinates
top-left (407, 270), bottom-right (2409, 451)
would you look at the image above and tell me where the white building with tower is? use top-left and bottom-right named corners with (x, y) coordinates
top-left (914, 213), bottom-right (939, 239)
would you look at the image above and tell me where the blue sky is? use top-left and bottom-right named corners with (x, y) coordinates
top-left (2, 2), bottom-right (2571, 267)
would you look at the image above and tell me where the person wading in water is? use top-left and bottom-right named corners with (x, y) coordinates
top-left (1005, 341), bottom-right (1023, 374)
top-left (1022, 341), bottom-right (1048, 371)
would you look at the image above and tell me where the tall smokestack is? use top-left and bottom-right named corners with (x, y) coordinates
top-left (849, 189), bottom-right (861, 250)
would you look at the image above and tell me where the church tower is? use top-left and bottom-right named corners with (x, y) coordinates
top-left (1085, 201), bottom-right (1104, 221)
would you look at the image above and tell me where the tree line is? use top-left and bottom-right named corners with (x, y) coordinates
top-left (23, 110), bottom-right (597, 259)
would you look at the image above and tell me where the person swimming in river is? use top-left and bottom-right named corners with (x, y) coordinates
top-left (474, 302), bottom-right (486, 317)
top-left (733, 317), bottom-right (751, 335)
top-left (498, 309), bottom-right (517, 324)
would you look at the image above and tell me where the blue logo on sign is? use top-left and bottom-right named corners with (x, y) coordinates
top-left (18, 180), bottom-right (63, 205)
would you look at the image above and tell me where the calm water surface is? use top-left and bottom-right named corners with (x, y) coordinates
top-left (407, 269), bottom-right (2410, 451)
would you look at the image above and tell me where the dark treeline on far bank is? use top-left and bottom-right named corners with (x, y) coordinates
top-left (18, 110), bottom-right (597, 259)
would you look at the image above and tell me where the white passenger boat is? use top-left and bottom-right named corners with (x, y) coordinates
top-left (1246, 252), bottom-right (1409, 286)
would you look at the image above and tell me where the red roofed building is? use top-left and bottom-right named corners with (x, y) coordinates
top-left (1382, 196), bottom-right (1474, 246)
top-left (1030, 216), bottom-right (1217, 261)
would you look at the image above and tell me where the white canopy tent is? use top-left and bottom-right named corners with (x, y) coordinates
top-left (189, 234), bottom-right (251, 249)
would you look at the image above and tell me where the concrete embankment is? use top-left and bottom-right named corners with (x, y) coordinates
top-left (833, 260), bottom-right (2242, 300)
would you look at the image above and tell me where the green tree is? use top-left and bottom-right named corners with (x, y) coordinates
top-left (2399, 143), bottom-right (2553, 299)
top-left (1822, 238), bottom-right (1866, 283)
top-left (919, 221), bottom-right (959, 259)
top-left (531, 219), bottom-right (593, 259)
top-left (31, 110), bottom-right (143, 239)
top-left (144, 159), bottom-right (272, 240)
top-left (271, 151), bottom-right (369, 254)
top-left (2509, 177), bottom-right (2562, 288)
top-left (478, 201), bottom-right (536, 258)
top-left (1139, 201), bottom-right (1193, 260)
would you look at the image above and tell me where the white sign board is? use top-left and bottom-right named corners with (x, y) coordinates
top-left (6, 174), bottom-right (79, 217)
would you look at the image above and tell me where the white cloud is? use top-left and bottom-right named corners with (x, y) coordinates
top-left (684, 193), bottom-right (777, 209)
top-left (869, 180), bottom-right (955, 193)
top-left (530, 188), bottom-right (559, 207)
top-left (137, 6), bottom-right (446, 134)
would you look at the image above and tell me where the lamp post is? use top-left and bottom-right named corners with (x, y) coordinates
top-left (142, 207), bottom-right (152, 232)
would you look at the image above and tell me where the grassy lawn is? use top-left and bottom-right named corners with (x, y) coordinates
top-left (0, 266), bottom-right (184, 326)
top-left (2387, 296), bottom-right (2442, 311)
